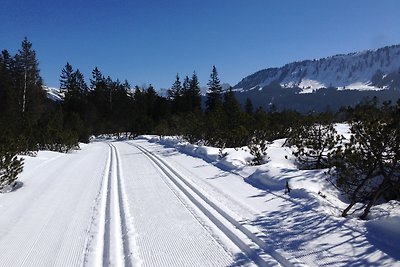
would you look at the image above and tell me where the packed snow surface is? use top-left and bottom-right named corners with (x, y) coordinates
top-left (0, 131), bottom-right (399, 266)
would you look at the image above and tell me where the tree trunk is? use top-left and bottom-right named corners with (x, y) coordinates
top-left (343, 170), bottom-right (375, 217)
top-left (342, 200), bottom-right (356, 217)
top-left (360, 180), bottom-right (389, 220)
top-left (22, 69), bottom-right (27, 113)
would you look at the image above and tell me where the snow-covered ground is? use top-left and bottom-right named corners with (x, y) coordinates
top-left (0, 130), bottom-right (399, 266)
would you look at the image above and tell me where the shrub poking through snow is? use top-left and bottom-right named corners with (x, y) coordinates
top-left (248, 130), bottom-right (269, 165)
top-left (288, 122), bottom-right (342, 169)
top-left (0, 149), bottom-right (23, 192)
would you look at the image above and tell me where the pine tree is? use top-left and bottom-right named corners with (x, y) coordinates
top-left (90, 67), bottom-right (105, 90)
top-left (288, 121), bottom-right (342, 169)
top-left (14, 37), bottom-right (43, 114)
top-left (168, 74), bottom-right (182, 114)
top-left (206, 65), bottom-right (222, 113)
top-left (0, 148), bottom-right (24, 192)
top-left (221, 88), bottom-right (249, 147)
top-left (188, 71), bottom-right (202, 112)
top-left (0, 50), bottom-right (18, 114)
top-left (245, 98), bottom-right (254, 116)
top-left (13, 38), bottom-right (46, 152)
top-left (60, 62), bottom-right (75, 92)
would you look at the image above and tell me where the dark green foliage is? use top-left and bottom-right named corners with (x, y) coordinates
top-left (206, 66), bottom-right (223, 113)
top-left (0, 148), bottom-right (24, 192)
top-left (0, 38), bottom-right (83, 174)
top-left (288, 121), bottom-right (342, 169)
top-left (14, 37), bottom-right (45, 119)
top-left (245, 98), bottom-right (254, 116)
top-left (331, 101), bottom-right (400, 219)
top-left (248, 130), bottom-right (270, 165)
top-left (168, 74), bottom-right (182, 114)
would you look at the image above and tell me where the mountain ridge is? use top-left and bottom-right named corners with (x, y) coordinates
top-left (234, 44), bottom-right (400, 93)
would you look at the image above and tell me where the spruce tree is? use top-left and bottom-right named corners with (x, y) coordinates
top-left (60, 62), bottom-right (75, 92)
top-left (168, 74), bottom-right (182, 114)
top-left (245, 98), bottom-right (254, 116)
top-left (206, 65), bottom-right (222, 113)
top-left (14, 37), bottom-right (43, 115)
top-left (188, 71), bottom-right (202, 112)
top-left (13, 38), bottom-right (46, 152)
top-left (221, 88), bottom-right (249, 147)
top-left (0, 50), bottom-right (18, 114)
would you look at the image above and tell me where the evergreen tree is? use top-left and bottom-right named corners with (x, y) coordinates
top-left (60, 63), bottom-right (90, 141)
top-left (182, 75), bottom-right (190, 93)
top-left (0, 50), bottom-right (18, 114)
top-left (188, 71), bottom-right (202, 112)
top-left (168, 74), bottom-right (182, 114)
top-left (221, 88), bottom-right (249, 147)
top-left (332, 103), bottom-right (400, 219)
top-left (206, 65), bottom-right (222, 113)
top-left (245, 98), bottom-right (254, 116)
top-left (288, 121), bottom-right (342, 169)
top-left (0, 148), bottom-right (23, 192)
top-left (14, 37), bottom-right (44, 115)
top-left (13, 38), bottom-right (46, 151)
top-left (59, 62), bottom-right (75, 92)
top-left (90, 67), bottom-right (105, 90)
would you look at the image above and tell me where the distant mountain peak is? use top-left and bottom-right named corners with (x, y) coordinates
top-left (234, 44), bottom-right (400, 93)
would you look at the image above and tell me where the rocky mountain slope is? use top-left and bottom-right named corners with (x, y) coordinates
top-left (234, 45), bottom-right (400, 93)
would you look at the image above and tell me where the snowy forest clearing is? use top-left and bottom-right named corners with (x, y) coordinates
top-left (0, 138), bottom-right (399, 266)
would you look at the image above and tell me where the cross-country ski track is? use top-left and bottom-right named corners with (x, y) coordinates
top-left (0, 140), bottom-right (300, 266)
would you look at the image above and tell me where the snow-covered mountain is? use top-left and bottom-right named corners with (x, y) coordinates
top-left (43, 86), bottom-right (64, 102)
top-left (234, 45), bottom-right (400, 93)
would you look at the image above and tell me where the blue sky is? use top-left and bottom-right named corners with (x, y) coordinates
top-left (1, 0), bottom-right (400, 89)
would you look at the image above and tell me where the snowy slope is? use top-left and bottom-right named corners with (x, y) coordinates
top-left (234, 45), bottom-right (400, 93)
top-left (43, 86), bottom-right (64, 101)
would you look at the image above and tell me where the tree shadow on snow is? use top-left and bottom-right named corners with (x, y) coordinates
top-left (244, 196), bottom-right (396, 266)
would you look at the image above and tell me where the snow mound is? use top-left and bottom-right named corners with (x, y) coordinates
top-left (366, 216), bottom-right (400, 260)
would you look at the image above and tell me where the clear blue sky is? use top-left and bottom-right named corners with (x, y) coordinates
top-left (1, 0), bottom-right (400, 89)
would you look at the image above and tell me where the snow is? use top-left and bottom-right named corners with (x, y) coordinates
top-left (297, 79), bottom-right (326, 93)
top-left (43, 86), bottom-right (64, 102)
top-left (366, 215), bottom-right (400, 261)
top-left (342, 82), bottom-right (384, 91)
top-left (0, 130), bottom-right (399, 266)
top-left (138, 129), bottom-right (400, 266)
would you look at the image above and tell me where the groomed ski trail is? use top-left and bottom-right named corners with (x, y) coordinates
top-left (128, 142), bottom-right (296, 267)
top-left (87, 143), bottom-right (133, 267)
top-left (0, 143), bottom-right (110, 267)
top-left (115, 142), bottom-right (236, 267)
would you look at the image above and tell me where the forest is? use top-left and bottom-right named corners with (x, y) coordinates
top-left (0, 38), bottom-right (399, 219)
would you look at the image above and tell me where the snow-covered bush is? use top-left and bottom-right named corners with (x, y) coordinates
top-left (0, 150), bottom-right (23, 192)
top-left (248, 130), bottom-right (270, 165)
top-left (288, 123), bottom-right (342, 169)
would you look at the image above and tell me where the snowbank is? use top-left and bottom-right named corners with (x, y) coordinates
top-left (366, 215), bottom-right (400, 260)
top-left (137, 135), bottom-right (344, 214)
top-left (138, 132), bottom-right (399, 219)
